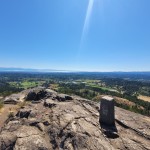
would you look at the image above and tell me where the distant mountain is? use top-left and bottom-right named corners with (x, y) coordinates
top-left (0, 67), bottom-right (66, 72)
top-left (0, 67), bottom-right (150, 75)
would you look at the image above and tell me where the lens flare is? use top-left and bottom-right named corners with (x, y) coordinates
top-left (80, 0), bottom-right (94, 49)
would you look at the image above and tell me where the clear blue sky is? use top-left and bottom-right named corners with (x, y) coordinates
top-left (0, 0), bottom-right (150, 71)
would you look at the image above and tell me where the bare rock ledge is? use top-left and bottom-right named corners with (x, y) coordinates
top-left (0, 88), bottom-right (150, 150)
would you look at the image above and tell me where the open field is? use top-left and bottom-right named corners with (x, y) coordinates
top-left (138, 95), bottom-right (150, 102)
top-left (9, 81), bottom-right (45, 89)
top-left (84, 80), bottom-right (118, 92)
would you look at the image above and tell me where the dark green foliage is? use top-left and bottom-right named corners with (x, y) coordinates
top-left (103, 78), bottom-right (150, 96)
top-left (0, 100), bottom-right (4, 109)
top-left (58, 82), bottom-right (150, 116)
top-left (0, 81), bottom-right (23, 97)
top-left (115, 102), bottom-right (148, 115)
top-left (0, 72), bottom-right (150, 116)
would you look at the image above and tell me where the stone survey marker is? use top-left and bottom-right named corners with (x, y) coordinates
top-left (100, 96), bottom-right (115, 125)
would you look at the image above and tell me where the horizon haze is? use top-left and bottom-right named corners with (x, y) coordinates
top-left (0, 67), bottom-right (150, 73)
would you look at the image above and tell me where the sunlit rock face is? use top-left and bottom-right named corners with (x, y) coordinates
top-left (0, 88), bottom-right (150, 150)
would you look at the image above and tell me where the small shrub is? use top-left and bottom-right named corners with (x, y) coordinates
top-left (0, 100), bottom-right (4, 109)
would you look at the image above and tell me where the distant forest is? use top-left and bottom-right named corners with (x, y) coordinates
top-left (0, 72), bottom-right (150, 116)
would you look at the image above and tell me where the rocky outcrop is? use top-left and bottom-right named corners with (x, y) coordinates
top-left (14, 126), bottom-right (50, 150)
top-left (0, 88), bottom-right (150, 150)
top-left (3, 87), bottom-right (43, 104)
top-left (44, 99), bottom-right (57, 108)
top-left (16, 109), bottom-right (31, 118)
top-left (3, 87), bottom-right (73, 104)
top-left (4, 93), bottom-right (25, 104)
top-left (0, 125), bottom-right (50, 150)
top-left (25, 87), bottom-right (47, 101)
top-left (56, 94), bottom-right (73, 102)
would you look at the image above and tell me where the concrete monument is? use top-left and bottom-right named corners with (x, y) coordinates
top-left (100, 96), bottom-right (115, 125)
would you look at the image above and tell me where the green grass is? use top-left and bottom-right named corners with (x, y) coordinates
top-left (77, 79), bottom-right (117, 92)
top-left (87, 83), bottom-right (114, 91)
top-left (9, 81), bottom-right (45, 89)
top-left (21, 81), bottom-right (37, 88)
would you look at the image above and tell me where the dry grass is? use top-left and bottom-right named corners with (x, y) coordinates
top-left (0, 108), bottom-right (4, 114)
top-left (93, 95), bottom-right (136, 107)
top-left (138, 95), bottom-right (150, 102)
top-left (17, 101), bottom-right (27, 108)
top-left (8, 111), bottom-right (15, 118)
top-left (92, 95), bottom-right (146, 112)
top-left (0, 101), bottom-right (4, 110)
top-left (0, 104), bottom-right (20, 129)
top-left (114, 96), bottom-right (136, 107)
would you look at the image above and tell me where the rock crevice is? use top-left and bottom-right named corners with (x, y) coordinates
top-left (0, 88), bottom-right (150, 150)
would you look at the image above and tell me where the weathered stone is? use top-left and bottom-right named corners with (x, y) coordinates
top-left (25, 87), bottom-right (47, 101)
top-left (16, 109), bottom-right (31, 118)
top-left (45, 89), bottom-right (57, 95)
top-left (14, 126), bottom-right (50, 150)
top-left (29, 110), bottom-right (39, 118)
top-left (43, 121), bottom-right (50, 126)
top-left (0, 132), bottom-right (17, 150)
top-left (44, 99), bottom-right (57, 108)
top-left (4, 93), bottom-right (26, 104)
top-left (100, 96), bottom-right (115, 125)
top-left (0, 88), bottom-right (150, 150)
top-left (4, 97), bottom-right (18, 104)
top-left (14, 135), bottom-right (49, 150)
top-left (37, 123), bottom-right (45, 132)
top-left (56, 94), bottom-right (73, 102)
top-left (28, 118), bottom-right (41, 126)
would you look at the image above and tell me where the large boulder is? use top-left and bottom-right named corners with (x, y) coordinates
top-left (25, 88), bottom-right (47, 101)
top-left (15, 126), bottom-right (50, 150)
top-left (0, 132), bottom-right (17, 150)
top-left (16, 109), bottom-right (31, 118)
top-left (44, 99), bottom-right (57, 108)
top-left (4, 94), bottom-right (23, 104)
top-left (0, 125), bottom-right (50, 150)
top-left (56, 94), bottom-right (73, 102)
top-left (4, 94), bottom-right (25, 104)
top-left (4, 96), bottom-right (18, 104)
top-left (45, 89), bottom-right (57, 96)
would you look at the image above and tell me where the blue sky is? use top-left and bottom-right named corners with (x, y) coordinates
top-left (0, 0), bottom-right (150, 71)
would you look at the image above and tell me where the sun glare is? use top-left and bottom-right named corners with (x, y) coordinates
top-left (80, 0), bottom-right (94, 50)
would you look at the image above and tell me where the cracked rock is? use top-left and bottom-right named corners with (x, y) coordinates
top-left (0, 88), bottom-right (150, 150)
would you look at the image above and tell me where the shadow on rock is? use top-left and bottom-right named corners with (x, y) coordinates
top-left (100, 121), bottom-right (119, 139)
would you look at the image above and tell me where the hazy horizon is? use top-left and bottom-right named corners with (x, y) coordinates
top-left (0, 67), bottom-right (150, 73)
